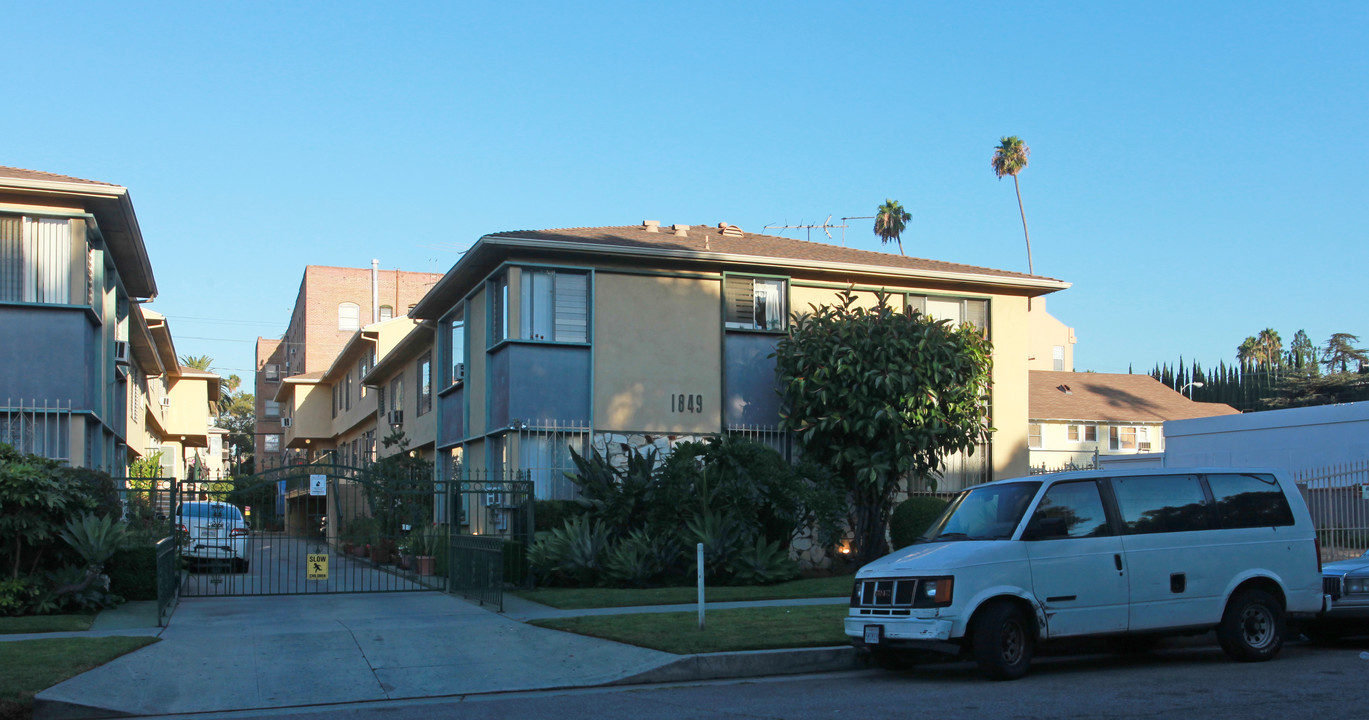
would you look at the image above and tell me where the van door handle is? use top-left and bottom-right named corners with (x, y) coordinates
top-left (1114, 554), bottom-right (1124, 573)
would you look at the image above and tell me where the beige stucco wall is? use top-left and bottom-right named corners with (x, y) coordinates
top-left (287, 384), bottom-right (333, 447)
top-left (164, 376), bottom-right (210, 438)
top-left (790, 284), bottom-right (902, 319)
top-left (1027, 298), bottom-right (1076, 372)
top-left (593, 273), bottom-right (722, 434)
top-left (467, 289), bottom-right (488, 438)
top-left (991, 294), bottom-right (1031, 479)
top-left (372, 335), bottom-right (437, 458)
top-left (1029, 420), bottom-right (1165, 469)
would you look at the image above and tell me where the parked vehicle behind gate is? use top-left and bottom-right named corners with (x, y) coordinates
top-left (847, 467), bottom-right (1327, 680)
top-left (177, 501), bottom-right (251, 572)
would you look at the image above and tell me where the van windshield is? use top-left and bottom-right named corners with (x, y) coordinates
top-left (922, 482), bottom-right (1041, 542)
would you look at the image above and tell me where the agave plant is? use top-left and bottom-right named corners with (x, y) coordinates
top-left (59, 513), bottom-right (131, 569)
top-left (728, 537), bottom-right (800, 585)
top-left (528, 516), bottom-right (612, 585)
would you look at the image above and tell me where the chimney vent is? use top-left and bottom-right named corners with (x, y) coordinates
top-left (643, 220), bottom-right (660, 233)
top-left (672, 224), bottom-right (690, 237)
top-left (718, 222), bottom-right (743, 238)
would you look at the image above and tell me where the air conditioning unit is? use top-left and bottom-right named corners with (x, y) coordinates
top-left (453, 363), bottom-right (466, 382)
top-left (280, 417), bottom-right (293, 428)
top-left (114, 341), bottom-right (131, 366)
top-left (159, 396), bottom-right (172, 408)
top-left (388, 409), bottom-right (404, 426)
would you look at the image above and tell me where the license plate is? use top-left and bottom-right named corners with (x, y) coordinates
top-left (864, 625), bottom-right (882, 644)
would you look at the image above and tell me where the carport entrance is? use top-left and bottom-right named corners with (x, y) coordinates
top-left (179, 462), bottom-right (445, 597)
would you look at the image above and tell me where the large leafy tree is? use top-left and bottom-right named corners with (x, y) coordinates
top-left (991, 135), bottom-right (1033, 275)
top-left (1288, 329), bottom-right (1318, 373)
top-left (774, 289), bottom-right (994, 565)
top-left (872, 199), bottom-right (911, 256)
top-left (1324, 333), bottom-right (1368, 374)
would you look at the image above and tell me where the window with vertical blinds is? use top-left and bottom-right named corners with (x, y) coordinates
top-left (519, 269), bottom-right (589, 343)
top-left (0, 215), bottom-right (74, 304)
top-left (907, 294), bottom-right (988, 331)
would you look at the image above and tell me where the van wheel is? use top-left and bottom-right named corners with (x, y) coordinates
top-left (972, 602), bottom-right (1033, 680)
top-left (1217, 589), bottom-right (1284, 662)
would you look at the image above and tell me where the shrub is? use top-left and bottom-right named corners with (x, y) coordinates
top-left (728, 537), bottom-right (801, 585)
top-left (527, 516), bottom-right (611, 585)
top-left (106, 547), bottom-right (158, 601)
top-left (0, 576), bottom-right (40, 616)
top-left (503, 539), bottom-right (528, 586)
top-left (602, 529), bottom-right (684, 588)
top-left (533, 500), bottom-right (585, 533)
top-left (889, 496), bottom-right (951, 550)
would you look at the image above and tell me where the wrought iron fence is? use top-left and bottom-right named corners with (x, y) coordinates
top-left (726, 423), bottom-right (793, 461)
top-left (1298, 460), bottom-right (1369, 561)
top-left (155, 536), bottom-right (178, 625)
top-left (1, 398), bottom-right (72, 463)
top-left (447, 535), bottom-right (506, 610)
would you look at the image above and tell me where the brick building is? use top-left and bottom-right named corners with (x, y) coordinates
top-left (254, 264), bottom-right (441, 466)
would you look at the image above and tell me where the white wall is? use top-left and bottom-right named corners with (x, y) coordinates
top-left (1137, 402), bottom-right (1369, 475)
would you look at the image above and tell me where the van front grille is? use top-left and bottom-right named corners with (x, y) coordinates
top-left (852, 578), bottom-right (917, 609)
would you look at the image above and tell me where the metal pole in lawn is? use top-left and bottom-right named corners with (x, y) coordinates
top-left (697, 542), bottom-right (705, 630)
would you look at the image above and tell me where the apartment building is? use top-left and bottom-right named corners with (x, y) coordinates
top-left (254, 264), bottom-right (442, 467)
top-left (407, 221), bottom-right (1072, 508)
top-left (1, 166), bottom-right (157, 470)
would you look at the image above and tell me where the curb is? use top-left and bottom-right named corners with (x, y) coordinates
top-left (610, 646), bottom-right (863, 685)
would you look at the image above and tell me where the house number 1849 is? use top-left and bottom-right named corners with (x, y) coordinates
top-left (672, 394), bottom-right (704, 414)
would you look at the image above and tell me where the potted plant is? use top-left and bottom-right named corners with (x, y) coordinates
top-left (412, 525), bottom-right (442, 576)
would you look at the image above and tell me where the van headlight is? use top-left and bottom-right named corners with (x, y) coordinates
top-left (913, 576), bottom-right (955, 608)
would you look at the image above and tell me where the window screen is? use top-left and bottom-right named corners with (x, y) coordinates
top-left (724, 276), bottom-right (786, 330)
top-left (1112, 474), bottom-right (1211, 534)
top-left (1207, 473), bottom-right (1295, 528)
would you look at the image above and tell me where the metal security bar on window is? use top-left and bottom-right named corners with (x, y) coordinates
top-left (1, 398), bottom-right (72, 462)
top-left (513, 419), bottom-right (590, 500)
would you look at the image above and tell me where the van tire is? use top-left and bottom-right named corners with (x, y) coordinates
top-left (1217, 589), bottom-right (1284, 662)
top-left (971, 602), bottom-right (1033, 680)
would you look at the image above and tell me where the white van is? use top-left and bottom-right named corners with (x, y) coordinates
top-left (846, 468), bottom-right (1326, 679)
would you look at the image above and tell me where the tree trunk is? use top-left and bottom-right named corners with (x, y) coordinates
top-left (1013, 174), bottom-right (1032, 276)
top-left (851, 485), bottom-right (894, 565)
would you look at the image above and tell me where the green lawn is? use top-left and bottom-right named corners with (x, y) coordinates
top-left (530, 604), bottom-right (849, 654)
top-left (0, 614), bottom-right (95, 636)
top-left (0, 636), bottom-right (158, 720)
top-left (513, 574), bottom-right (854, 609)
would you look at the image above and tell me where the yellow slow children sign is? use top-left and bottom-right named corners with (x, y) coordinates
top-left (307, 554), bottom-right (328, 580)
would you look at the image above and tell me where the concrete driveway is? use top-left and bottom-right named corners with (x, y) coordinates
top-left (37, 592), bottom-right (676, 718)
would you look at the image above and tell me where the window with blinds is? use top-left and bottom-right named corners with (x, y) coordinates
top-left (520, 269), bottom-right (588, 343)
top-left (0, 215), bottom-right (74, 304)
top-left (907, 294), bottom-right (989, 331)
top-left (724, 276), bottom-right (786, 330)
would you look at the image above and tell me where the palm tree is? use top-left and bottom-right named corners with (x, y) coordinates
top-left (991, 136), bottom-right (1033, 275)
top-left (1236, 337), bottom-right (1258, 372)
top-left (1256, 328), bottom-right (1283, 373)
top-left (873, 199), bottom-right (911, 256)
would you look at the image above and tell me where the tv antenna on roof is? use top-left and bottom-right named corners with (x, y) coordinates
top-left (764, 215), bottom-right (846, 244)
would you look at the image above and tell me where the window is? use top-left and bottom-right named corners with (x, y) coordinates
top-left (1109, 426), bottom-right (1138, 451)
top-left (519, 269), bottom-right (588, 342)
top-left (380, 305), bottom-right (393, 322)
top-left (331, 385), bottom-right (338, 418)
top-left (344, 372), bottom-right (352, 412)
top-left (1112, 474), bottom-right (1210, 534)
top-left (908, 295), bottom-right (989, 330)
top-left (417, 352), bottom-right (432, 416)
top-left (377, 386), bottom-right (386, 414)
top-left (264, 434), bottom-right (281, 453)
top-left (265, 401), bottom-right (281, 418)
top-left (0, 215), bottom-right (74, 304)
top-left (449, 317), bottom-right (466, 386)
top-left (390, 375), bottom-right (404, 415)
top-left (264, 364), bottom-right (280, 382)
top-left (1066, 424), bottom-right (1097, 443)
top-left (724, 276), bottom-right (786, 330)
top-left (1052, 345), bottom-right (1065, 372)
top-left (1025, 481), bottom-right (1110, 540)
top-left (357, 354), bottom-right (371, 398)
top-left (489, 273), bottom-right (508, 345)
top-left (338, 302), bottom-right (360, 331)
top-left (1208, 473), bottom-right (1295, 528)
top-left (1028, 423), bottom-right (1042, 448)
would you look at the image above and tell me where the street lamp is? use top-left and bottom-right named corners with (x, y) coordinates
top-left (1179, 381), bottom-right (1205, 399)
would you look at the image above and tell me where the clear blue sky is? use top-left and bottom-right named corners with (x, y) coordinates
top-left (6, 2), bottom-right (1366, 394)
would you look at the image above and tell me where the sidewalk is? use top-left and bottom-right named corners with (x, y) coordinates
top-left (32, 592), bottom-right (860, 719)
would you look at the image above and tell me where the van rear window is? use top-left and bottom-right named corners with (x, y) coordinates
top-left (1112, 474), bottom-right (1211, 534)
top-left (1207, 473), bottom-right (1295, 528)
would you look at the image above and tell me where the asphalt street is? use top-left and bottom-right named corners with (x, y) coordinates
top-left (135, 639), bottom-right (1369, 720)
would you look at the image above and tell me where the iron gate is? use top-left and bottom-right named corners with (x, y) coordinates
top-left (178, 461), bottom-right (447, 597)
top-left (445, 471), bottom-right (534, 611)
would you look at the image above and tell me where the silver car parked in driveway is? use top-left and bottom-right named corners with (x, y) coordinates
top-left (1305, 550), bottom-right (1369, 640)
top-left (177, 501), bottom-right (250, 572)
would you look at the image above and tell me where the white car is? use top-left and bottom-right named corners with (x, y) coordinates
top-left (177, 501), bottom-right (250, 572)
top-left (847, 468), bottom-right (1326, 679)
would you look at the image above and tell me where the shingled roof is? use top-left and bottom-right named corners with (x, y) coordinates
top-left (1030, 371), bottom-right (1240, 424)
top-left (486, 224), bottom-right (1062, 284)
top-left (0, 165), bottom-right (117, 187)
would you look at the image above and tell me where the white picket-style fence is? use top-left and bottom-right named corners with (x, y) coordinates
top-left (1297, 460), bottom-right (1369, 561)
